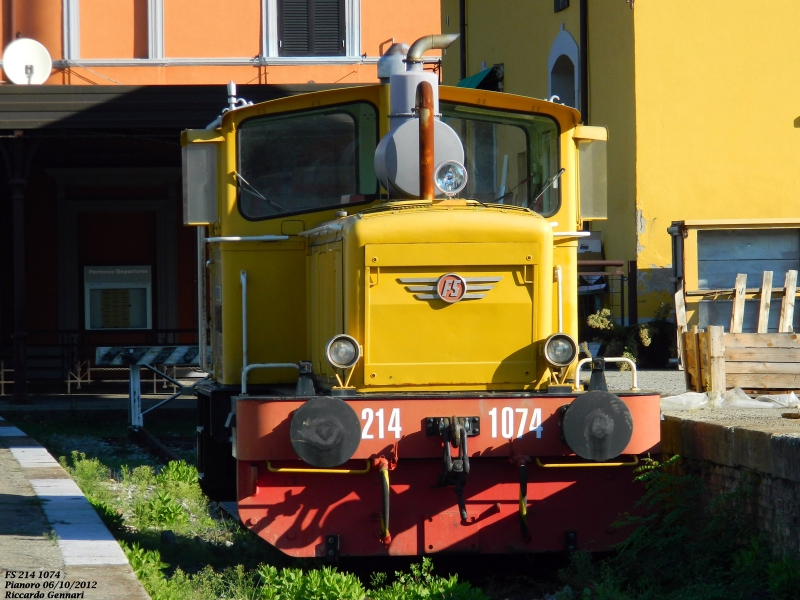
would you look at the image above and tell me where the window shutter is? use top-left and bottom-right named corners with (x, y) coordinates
top-left (279, 0), bottom-right (346, 57)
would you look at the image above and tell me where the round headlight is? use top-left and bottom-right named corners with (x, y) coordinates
top-left (325, 334), bottom-right (361, 369)
top-left (544, 334), bottom-right (578, 367)
top-left (434, 160), bottom-right (468, 197)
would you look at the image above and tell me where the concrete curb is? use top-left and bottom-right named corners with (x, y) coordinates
top-left (0, 415), bottom-right (150, 599)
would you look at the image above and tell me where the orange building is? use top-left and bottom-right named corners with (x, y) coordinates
top-left (4, 0), bottom-right (440, 85)
top-left (0, 0), bottom-right (441, 399)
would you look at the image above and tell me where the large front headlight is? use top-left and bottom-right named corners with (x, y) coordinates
top-left (325, 334), bottom-right (361, 369)
top-left (544, 334), bottom-right (578, 367)
top-left (434, 160), bottom-right (468, 197)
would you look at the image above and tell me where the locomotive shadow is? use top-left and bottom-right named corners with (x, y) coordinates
top-left (491, 344), bottom-right (537, 385)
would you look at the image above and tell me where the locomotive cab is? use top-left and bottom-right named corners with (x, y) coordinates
top-left (182, 35), bottom-right (661, 557)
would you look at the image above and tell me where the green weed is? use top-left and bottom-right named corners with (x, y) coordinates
top-left (44, 530), bottom-right (59, 546)
top-left (157, 461), bottom-right (198, 485)
top-left (56, 449), bottom-right (489, 600)
top-left (368, 557), bottom-right (490, 600)
top-left (555, 456), bottom-right (800, 600)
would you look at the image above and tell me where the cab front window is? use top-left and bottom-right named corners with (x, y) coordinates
top-left (237, 102), bottom-right (378, 220)
top-left (441, 103), bottom-right (560, 216)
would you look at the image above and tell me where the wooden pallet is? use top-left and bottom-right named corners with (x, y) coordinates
top-left (678, 270), bottom-right (799, 393)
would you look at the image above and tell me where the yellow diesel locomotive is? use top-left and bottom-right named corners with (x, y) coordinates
top-left (182, 35), bottom-right (661, 558)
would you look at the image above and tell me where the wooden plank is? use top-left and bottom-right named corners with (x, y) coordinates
top-left (683, 330), bottom-right (699, 391)
top-left (727, 373), bottom-right (800, 390)
top-left (692, 326), bottom-right (703, 392)
top-left (675, 279), bottom-right (687, 330)
top-left (708, 326), bottom-right (726, 392)
top-left (675, 279), bottom-right (688, 381)
top-left (725, 347), bottom-right (800, 362)
top-left (725, 332), bottom-right (800, 348)
top-left (757, 271), bottom-right (773, 333)
top-left (779, 270), bottom-right (797, 333)
top-left (726, 361), bottom-right (800, 375)
top-left (698, 329), bottom-right (710, 391)
top-left (730, 274), bottom-right (747, 333)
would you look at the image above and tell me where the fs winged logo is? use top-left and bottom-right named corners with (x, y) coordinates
top-left (398, 274), bottom-right (503, 303)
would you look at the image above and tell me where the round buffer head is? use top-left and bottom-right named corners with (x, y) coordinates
top-left (290, 397), bottom-right (362, 468)
top-left (561, 391), bottom-right (634, 462)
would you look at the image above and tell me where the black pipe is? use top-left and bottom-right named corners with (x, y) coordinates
top-left (579, 0), bottom-right (589, 123)
top-left (459, 0), bottom-right (467, 81)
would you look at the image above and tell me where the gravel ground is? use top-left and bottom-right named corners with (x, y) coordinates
top-left (580, 367), bottom-right (688, 397)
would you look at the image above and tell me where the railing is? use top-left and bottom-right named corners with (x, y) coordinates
top-left (577, 260), bottom-right (633, 343)
top-left (0, 329), bottom-right (199, 394)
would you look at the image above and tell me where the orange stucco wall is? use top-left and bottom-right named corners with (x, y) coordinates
top-left (81, 0), bottom-right (148, 59)
top-left (164, 0), bottom-right (261, 58)
top-left (361, 0), bottom-right (441, 57)
top-left (1, 0), bottom-right (441, 86)
top-left (9, 0), bottom-right (62, 60)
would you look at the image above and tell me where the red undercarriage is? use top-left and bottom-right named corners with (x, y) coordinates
top-left (233, 394), bottom-right (661, 557)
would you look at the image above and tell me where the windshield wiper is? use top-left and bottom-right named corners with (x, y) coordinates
top-left (235, 172), bottom-right (290, 213)
top-left (528, 168), bottom-right (565, 210)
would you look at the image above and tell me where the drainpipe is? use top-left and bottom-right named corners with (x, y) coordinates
top-left (459, 0), bottom-right (467, 81)
top-left (579, 0), bottom-right (589, 123)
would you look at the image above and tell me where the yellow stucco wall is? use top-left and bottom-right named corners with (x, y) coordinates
top-left (440, 0), bottom-right (579, 97)
top-left (443, 0), bottom-right (800, 320)
top-left (633, 0), bottom-right (800, 314)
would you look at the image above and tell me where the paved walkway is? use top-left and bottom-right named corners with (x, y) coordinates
top-left (0, 415), bottom-right (150, 599)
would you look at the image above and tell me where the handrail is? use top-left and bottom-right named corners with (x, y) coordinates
top-left (197, 227), bottom-right (212, 375)
top-left (206, 235), bottom-right (289, 243)
top-left (241, 363), bottom-right (299, 394)
top-left (555, 266), bottom-right (563, 332)
top-left (575, 357), bottom-right (639, 390)
top-left (267, 460), bottom-right (372, 474)
top-left (535, 456), bottom-right (639, 468)
top-left (298, 223), bottom-right (343, 237)
top-left (553, 231), bottom-right (591, 238)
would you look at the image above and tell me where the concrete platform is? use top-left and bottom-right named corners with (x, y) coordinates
top-left (0, 415), bottom-right (150, 599)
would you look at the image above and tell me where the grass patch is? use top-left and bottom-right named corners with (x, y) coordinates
top-left (26, 417), bottom-right (489, 600)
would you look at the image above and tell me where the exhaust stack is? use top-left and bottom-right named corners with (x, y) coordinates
top-left (405, 34), bottom-right (460, 71)
top-left (373, 34), bottom-right (464, 199)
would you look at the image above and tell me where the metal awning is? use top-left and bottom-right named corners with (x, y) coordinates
top-left (456, 67), bottom-right (493, 89)
top-left (0, 83), bottom-right (358, 130)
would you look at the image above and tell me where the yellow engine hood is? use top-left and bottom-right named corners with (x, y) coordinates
top-left (310, 203), bottom-right (555, 392)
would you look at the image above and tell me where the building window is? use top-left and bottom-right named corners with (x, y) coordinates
top-left (554, 0), bottom-right (570, 12)
top-left (550, 55), bottom-right (576, 108)
top-left (696, 229), bottom-right (800, 332)
top-left (278, 0), bottom-right (346, 56)
top-left (547, 27), bottom-right (580, 110)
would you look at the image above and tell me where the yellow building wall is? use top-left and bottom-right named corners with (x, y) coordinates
top-left (633, 0), bottom-right (800, 314)
top-left (584, 2), bottom-right (637, 305)
top-left (440, 0), bottom-right (579, 97)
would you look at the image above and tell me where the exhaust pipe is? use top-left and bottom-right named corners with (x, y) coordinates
top-left (416, 81), bottom-right (435, 200)
top-left (406, 34), bottom-right (460, 71)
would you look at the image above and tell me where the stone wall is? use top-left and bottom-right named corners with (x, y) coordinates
top-left (661, 412), bottom-right (800, 557)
